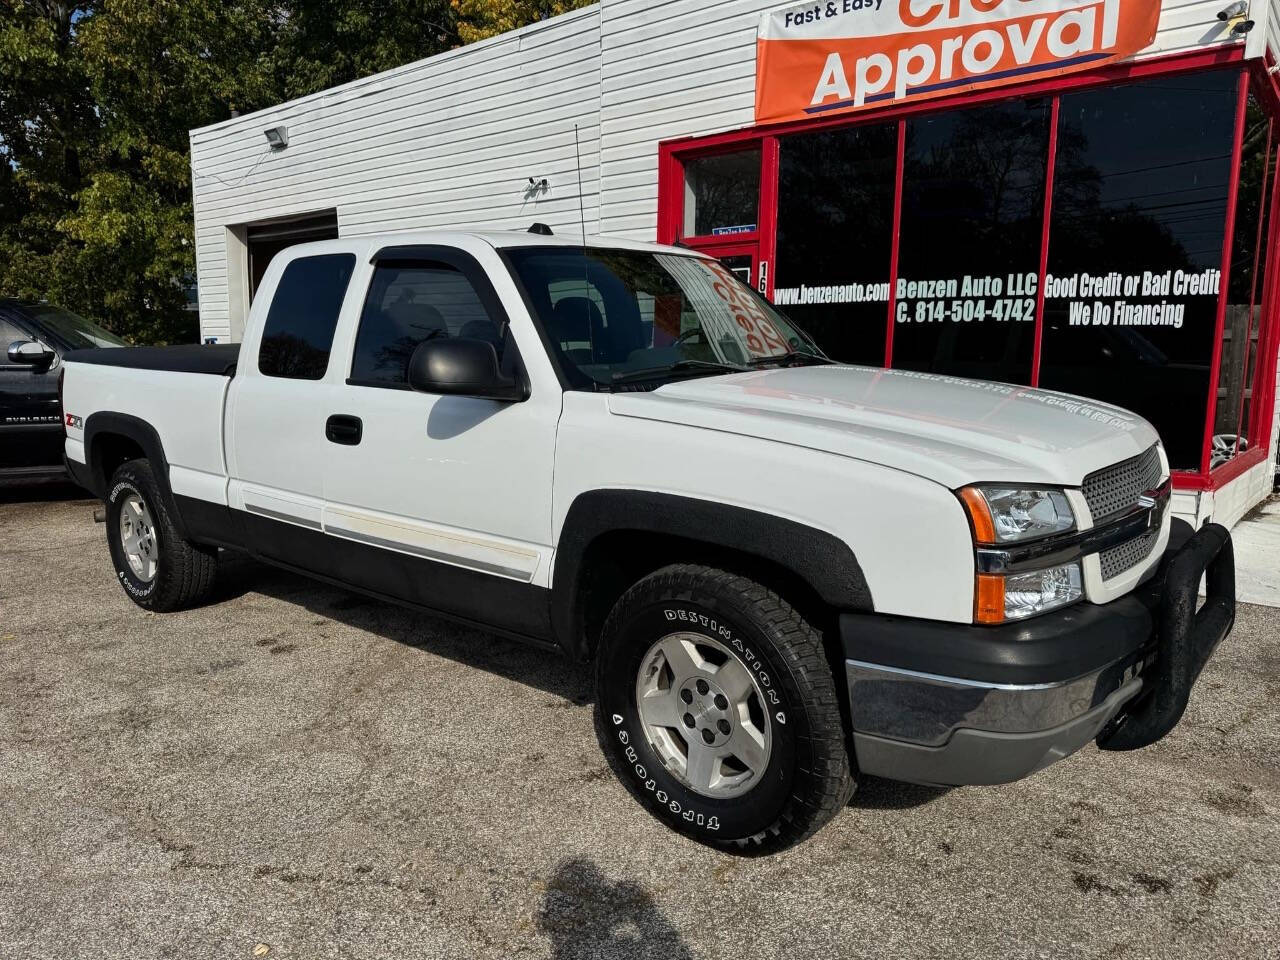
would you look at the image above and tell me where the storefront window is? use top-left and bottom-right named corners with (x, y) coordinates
top-left (774, 123), bottom-right (898, 366)
top-left (1235, 140), bottom-right (1275, 463)
top-left (892, 99), bottom-right (1050, 383)
top-left (716, 254), bottom-right (753, 285)
top-left (1039, 71), bottom-right (1240, 471)
top-left (683, 149), bottom-right (761, 238)
top-left (1214, 99), bottom-right (1273, 467)
top-left (664, 59), bottom-right (1278, 482)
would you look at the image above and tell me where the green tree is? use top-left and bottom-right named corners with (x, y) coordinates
top-left (452, 0), bottom-right (589, 44)
top-left (0, 0), bottom-right (593, 344)
top-left (0, 2), bottom-right (100, 325)
top-left (0, 0), bottom-right (280, 341)
top-left (271, 1), bottom-right (460, 101)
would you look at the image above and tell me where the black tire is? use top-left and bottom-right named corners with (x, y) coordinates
top-left (105, 459), bottom-right (218, 612)
top-left (594, 564), bottom-right (855, 854)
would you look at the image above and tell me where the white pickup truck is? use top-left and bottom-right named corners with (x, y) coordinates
top-left (61, 229), bottom-right (1235, 853)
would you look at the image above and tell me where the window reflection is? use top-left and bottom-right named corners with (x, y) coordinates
top-left (683, 150), bottom-right (761, 238)
top-left (775, 123), bottom-right (898, 366)
top-left (674, 68), bottom-right (1260, 477)
top-left (892, 100), bottom-right (1050, 383)
top-left (1039, 72), bottom-right (1240, 470)
top-left (258, 254), bottom-right (357, 380)
top-left (1215, 98), bottom-right (1272, 467)
top-left (351, 262), bottom-right (501, 386)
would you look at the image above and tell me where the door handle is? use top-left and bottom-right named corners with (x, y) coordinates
top-left (325, 414), bottom-right (363, 446)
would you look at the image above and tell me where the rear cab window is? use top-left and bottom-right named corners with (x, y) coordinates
top-left (258, 254), bottom-right (357, 379)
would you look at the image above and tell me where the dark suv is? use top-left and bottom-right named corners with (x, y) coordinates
top-left (1, 299), bottom-right (125, 484)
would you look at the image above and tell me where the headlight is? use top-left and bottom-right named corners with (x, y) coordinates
top-left (958, 485), bottom-right (1075, 544)
top-left (976, 562), bottom-right (1084, 623)
top-left (960, 485), bottom-right (1082, 624)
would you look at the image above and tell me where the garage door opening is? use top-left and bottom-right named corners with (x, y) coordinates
top-left (247, 211), bottom-right (339, 300)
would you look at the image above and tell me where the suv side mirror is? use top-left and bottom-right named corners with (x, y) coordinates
top-left (407, 337), bottom-right (526, 402)
top-left (7, 340), bottom-right (56, 367)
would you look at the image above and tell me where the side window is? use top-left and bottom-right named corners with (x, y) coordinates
top-left (351, 261), bottom-right (502, 386)
top-left (258, 253), bottom-right (357, 380)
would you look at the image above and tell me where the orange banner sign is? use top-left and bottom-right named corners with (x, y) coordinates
top-left (756, 0), bottom-right (1162, 125)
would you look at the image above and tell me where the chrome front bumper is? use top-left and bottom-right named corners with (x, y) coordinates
top-left (846, 658), bottom-right (1147, 786)
top-left (841, 520), bottom-right (1234, 788)
top-left (846, 656), bottom-right (1147, 747)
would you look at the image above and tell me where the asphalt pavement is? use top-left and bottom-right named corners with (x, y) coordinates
top-left (1, 486), bottom-right (1277, 959)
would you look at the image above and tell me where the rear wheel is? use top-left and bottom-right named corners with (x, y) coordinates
top-left (594, 564), bottom-right (855, 854)
top-left (105, 459), bottom-right (218, 611)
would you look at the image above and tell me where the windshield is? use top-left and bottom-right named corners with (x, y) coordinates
top-left (24, 304), bottom-right (126, 349)
top-left (504, 247), bottom-right (824, 389)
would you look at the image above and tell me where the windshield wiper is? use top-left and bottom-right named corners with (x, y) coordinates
top-left (745, 350), bottom-right (830, 368)
top-left (610, 359), bottom-right (748, 386)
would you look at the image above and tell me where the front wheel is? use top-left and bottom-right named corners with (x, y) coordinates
top-left (594, 564), bottom-right (855, 854)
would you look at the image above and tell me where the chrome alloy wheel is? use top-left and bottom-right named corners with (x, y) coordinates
top-left (119, 492), bottom-right (159, 583)
top-left (634, 632), bottom-right (772, 799)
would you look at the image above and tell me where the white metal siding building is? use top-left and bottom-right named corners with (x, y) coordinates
top-left (192, 1), bottom-right (1279, 343)
top-left (191, 0), bottom-right (1280, 526)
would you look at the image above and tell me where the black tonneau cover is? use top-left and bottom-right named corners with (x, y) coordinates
top-left (66, 344), bottom-right (240, 377)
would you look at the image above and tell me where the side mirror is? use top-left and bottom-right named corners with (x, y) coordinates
top-left (7, 340), bottom-right (56, 367)
top-left (407, 337), bottom-right (526, 402)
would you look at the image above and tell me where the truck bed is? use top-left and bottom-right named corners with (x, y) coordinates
top-left (63, 346), bottom-right (238, 503)
top-left (65, 344), bottom-right (240, 377)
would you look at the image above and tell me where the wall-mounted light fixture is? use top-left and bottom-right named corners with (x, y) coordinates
top-left (264, 126), bottom-right (289, 150)
top-left (1218, 2), bottom-right (1255, 35)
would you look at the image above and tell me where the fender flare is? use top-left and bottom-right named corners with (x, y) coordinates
top-left (551, 489), bottom-right (874, 659)
top-left (82, 411), bottom-right (187, 539)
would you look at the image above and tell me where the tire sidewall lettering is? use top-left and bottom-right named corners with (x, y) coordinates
top-left (107, 478), bottom-right (158, 600)
top-left (604, 596), bottom-right (799, 839)
top-left (612, 710), bottom-right (715, 827)
top-left (662, 606), bottom-right (785, 717)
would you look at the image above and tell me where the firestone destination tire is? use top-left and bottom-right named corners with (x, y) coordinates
top-left (594, 564), bottom-right (856, 854)
top-left (105, 459), bottom-right (218, 612)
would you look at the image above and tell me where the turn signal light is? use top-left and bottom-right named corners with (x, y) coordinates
top-left (974, 574), bottom-right (1006, 624)
top-left (959, 487), bottom-right (997, 545)
top-left (973, 563), bottom-right (1085, 625)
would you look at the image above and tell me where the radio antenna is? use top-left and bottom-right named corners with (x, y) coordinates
top-left (574, 123), bottom-right (589, 244)
top-left (573, 123), bottom-right (597, 374)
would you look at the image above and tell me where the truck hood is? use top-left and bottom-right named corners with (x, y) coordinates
top-left (607, 366), bottom-right (1161, 490)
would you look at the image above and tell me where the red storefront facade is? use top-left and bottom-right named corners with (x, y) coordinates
top-left (657, 44), bottom-right (1280, 507)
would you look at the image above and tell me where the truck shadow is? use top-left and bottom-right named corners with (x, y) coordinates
top-left (539, 857), bottom-right (694, 960)
top-left (212, 549), bottom-right (954, 812)
top-left (0, 480), bottom-right (92, 504)
top-left (850, 776), bottom-right (952, 810)
top-left (212, 549), bottom-right (593, 703)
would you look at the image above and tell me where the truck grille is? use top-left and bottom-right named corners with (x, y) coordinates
top-left (1099, 529), bottom-right (1161, 581)
top-left (1083, 445), bottom-right (1162, 523)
